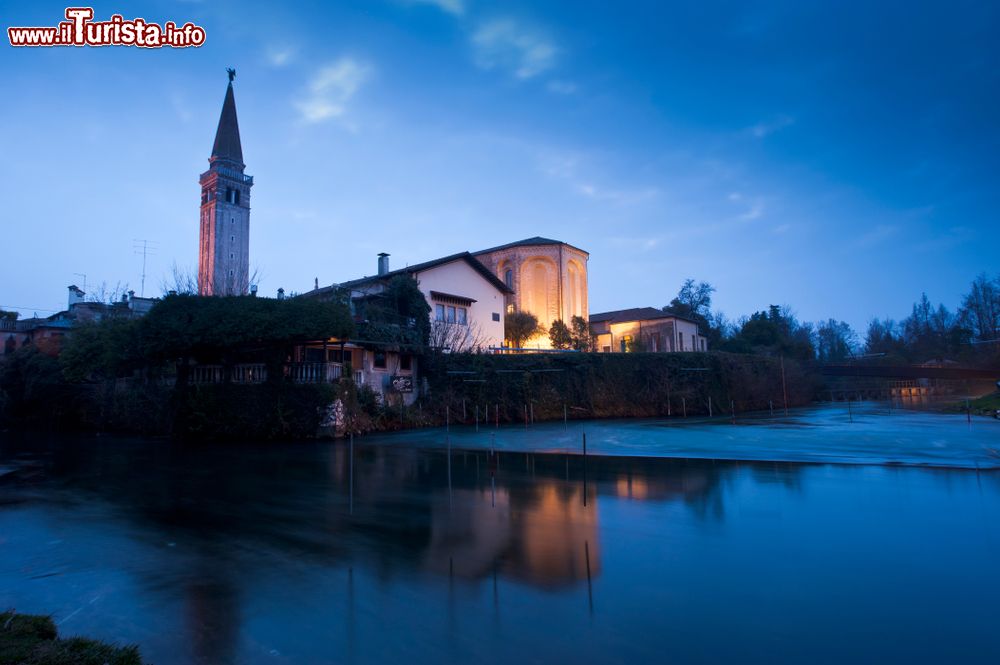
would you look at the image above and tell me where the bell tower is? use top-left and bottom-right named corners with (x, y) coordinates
top-left (198, 68), bottom-right (253, 296)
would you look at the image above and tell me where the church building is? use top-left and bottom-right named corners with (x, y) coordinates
top-left (198, 70), bottom-right (253, 296)
top-left (473, 237), bottom-right (589, 349)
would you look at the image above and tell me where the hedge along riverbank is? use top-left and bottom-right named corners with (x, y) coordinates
top-left (418, 351), bottom-right (820, 425)
top-left (1, 348), bottom-right (820, 440)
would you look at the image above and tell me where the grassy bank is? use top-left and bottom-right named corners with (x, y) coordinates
top-left (0, 611), bottom-right (142, 665)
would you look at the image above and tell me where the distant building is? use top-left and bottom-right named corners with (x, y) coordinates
top-left (1, 285), bottom-right (154, 359)
top-left (589, 307), bottom-right (708, 353)
top-left (473, 237), bottom-right (589, 349)
top-left (198, 71), bottom-right (253, 296)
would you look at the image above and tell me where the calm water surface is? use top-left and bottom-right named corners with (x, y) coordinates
top-left (1, 407), bottom-right (999, 664)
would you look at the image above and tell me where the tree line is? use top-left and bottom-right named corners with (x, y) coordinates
top-left (660, 274), bottom-right (1000, 366)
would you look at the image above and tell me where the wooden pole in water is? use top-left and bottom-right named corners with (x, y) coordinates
top-left (349, 432), bottom-right (354, 515)
top-left (967, 398), bottom-right (972, 425)
top-left (731, 399), bottom-right (736, 424)
top-left (682, 397), bottom-right (687, 418)
top-left (446, 405), bottom-right (450, 433)
top-left (769, 400), bottom-right (774, 417)
top-left (524, 404), bottom-right (528, 429)
top-left (564, 403), bottom-right (568, 429)
top-left (780, 356), bottom-right (789, 416)
top-left (475, 405), bottom-right (479, 432)
top-left (708, 396), bottom-right (713, 418)
top-left (530, 402), bottom-right (534, 425)
top-left (496, 403), bottom-right (499, 429)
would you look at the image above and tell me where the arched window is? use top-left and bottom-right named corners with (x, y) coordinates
top-left (504, 268), bottom-right (513, 290)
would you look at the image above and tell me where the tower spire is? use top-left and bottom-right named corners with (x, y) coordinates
top-left (199, 69), bottom-right (253, 296)
top-left (210, 69), bottom-right (244, 169)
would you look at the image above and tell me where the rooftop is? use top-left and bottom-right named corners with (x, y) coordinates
top-left (473, 236), bottom-right (589, 256)
top-left (303, 252), bottom-right (514, 298)
top-left (589, 307), bottom-right (700, 326)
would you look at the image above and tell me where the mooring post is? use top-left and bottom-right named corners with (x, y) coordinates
top-left (682, 397), bottom-right (687, 418)
top-left (564, 403), bottom-right (568, 429)
top-left (524, 404), bottom-right (528, 429)
top-left (463, 399), bottom-right (466, 421)
top-left (496, 403), bottom-right (499, 429)
top-left (731, 399), bottom-right (736, 425)
top-left (475, 404), bottom-right (479, 432)
top-left (709, 396), bottom-right (713, 418)
top-left (446, 405), bottom-right (450, 433)
top-left (349, 432), bottom-right (354, 516)
top-left (780, 356), bottom-right (789, 416)
top-left (967, 398), bottom-right (972, 425)
top-left (769, 399), bottom-right (774, 417)
top-left (530, 402), bottom-right (534, 425)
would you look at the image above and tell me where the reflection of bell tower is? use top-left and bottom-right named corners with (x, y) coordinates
top-left (198, 68), bottom-right (253, 296)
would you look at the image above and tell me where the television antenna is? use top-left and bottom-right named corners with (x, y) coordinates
top-left (132, 239), bottom-right (159, 297)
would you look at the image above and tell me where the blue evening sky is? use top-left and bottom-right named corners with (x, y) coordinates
top-left (1, 0), bottom-right (997, 332)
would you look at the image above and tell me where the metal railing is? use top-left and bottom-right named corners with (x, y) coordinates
top-left (188, 362), bottom-right (344, 385)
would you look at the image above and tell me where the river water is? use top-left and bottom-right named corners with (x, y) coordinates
top-left (1, 405), bottom-right (999, 664)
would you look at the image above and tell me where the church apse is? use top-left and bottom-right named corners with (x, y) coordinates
top-left (473, 237), bottom-right (590, 349)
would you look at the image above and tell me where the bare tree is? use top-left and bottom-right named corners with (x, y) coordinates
top-left (162, 262), bottom-right (198, 295)
top-left (430, 320), bottom-right (490, 353)
top-left (86, 281), bottom-right (130, 304)
top-left (959, 273), bottom-right (1000, 341)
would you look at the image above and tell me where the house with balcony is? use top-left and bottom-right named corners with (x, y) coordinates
top-left (297, 251), bottom-right (513, 405)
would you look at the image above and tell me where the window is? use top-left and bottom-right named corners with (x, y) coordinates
top-left (678, 332), bottom-right (684, 351)
top-left (504, 269), bottom-right (513, 289)
top-left (506, 303), bottom-right (515, 314)
top-left (230, 253), bottom-right (234, 260)
top-left (446, 306), bottom-right (456, 323)
top-left (457, 307), bottom-right (467, 325)
top-left (231, 235), bottom-right (235, 243)
top-left (373, 351), bottom-right (387, 369)
top-left (435, 304), bottom-right (445, 322)
top-left (201, 189), bottom-right (209, 204)
top-left (400, 354), bottom-right (412, 371)
top-left (492, 312), bottom-right (500, 322)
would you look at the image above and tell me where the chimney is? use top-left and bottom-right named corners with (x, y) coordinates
top-left (67, 285), bottom-right (85, 309)
top-left (377, 253), bottom-right (390, 276)
top-left (277, 287), bottom-right (285, 300)
top-left (250, 284), bottom-right (258, 297)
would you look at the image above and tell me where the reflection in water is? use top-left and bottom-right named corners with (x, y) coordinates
top-left (1, 434), bottom-right (998, 665)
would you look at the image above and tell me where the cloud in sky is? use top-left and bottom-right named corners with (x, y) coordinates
top-left (403, 0), bottom-right (465, 16)
top-left (296, 57), bottom-right (373, 123)
top-left (749, 114), bottom-right (795, 138)
top-left (471, 19), bottom-right (557, 79)
top-left (266, 46), bottom-right (295, 67)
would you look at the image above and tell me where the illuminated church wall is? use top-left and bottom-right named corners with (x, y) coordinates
top-left (474, 239), bottom-right (589, 349)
